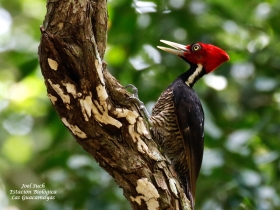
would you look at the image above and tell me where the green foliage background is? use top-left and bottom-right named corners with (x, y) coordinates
top-left (0, 0), bottom-right (280, 209)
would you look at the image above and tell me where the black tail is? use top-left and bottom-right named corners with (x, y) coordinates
top-left (180, 174), bottom-right (195, 209)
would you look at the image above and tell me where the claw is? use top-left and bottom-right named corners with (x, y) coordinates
top-left (125, 84), bottom-right (152, 127)
top-left (125, 84), bottom-right (139, 98)
top-left (125, 84), bottom-right (142, 107)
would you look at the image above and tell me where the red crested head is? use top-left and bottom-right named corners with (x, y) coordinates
top-left (184, 42), bottom-right (229, 73)
top-left (158, 40), bottom-right (229, 73)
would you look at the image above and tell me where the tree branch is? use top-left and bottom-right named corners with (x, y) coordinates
top-left (38, 0), bottom-right (191, 209)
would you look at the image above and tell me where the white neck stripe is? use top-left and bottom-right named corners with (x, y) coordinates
top-left (185, 64), bottom-right (203, 86)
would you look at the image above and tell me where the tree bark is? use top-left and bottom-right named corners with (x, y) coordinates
top-left (38, 0), bottom-right (192, 209)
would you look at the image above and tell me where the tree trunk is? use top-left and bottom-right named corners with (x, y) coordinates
top-left (38, 0), bottom-right (192, 209)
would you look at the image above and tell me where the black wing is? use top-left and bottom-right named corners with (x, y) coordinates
top-left (172, 79), bottom-right (204, 199)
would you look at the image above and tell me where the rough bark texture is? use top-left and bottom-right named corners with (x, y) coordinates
top-left (38, 0), bottom-right (192, 209)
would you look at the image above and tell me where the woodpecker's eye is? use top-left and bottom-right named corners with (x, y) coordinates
top-left (191, 44), bottom-right (201, 52)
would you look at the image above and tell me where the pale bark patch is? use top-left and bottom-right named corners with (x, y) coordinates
top-left (47, 58), bottom-right (58, 70)
top-left (131, 178), bottom-right (160, 210)
top-left (61, 117), bottom-right (87, 139)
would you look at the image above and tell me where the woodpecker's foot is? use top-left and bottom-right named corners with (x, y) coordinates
top-left (125, 84), bottom-right (139, 99)
top-left (125, 84), bottom-right (142, 107)
top-left (125, 84), bottom-right (152, 126)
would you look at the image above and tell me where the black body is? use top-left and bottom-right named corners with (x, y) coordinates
top-left (150, 66), bottom-right (205, 207)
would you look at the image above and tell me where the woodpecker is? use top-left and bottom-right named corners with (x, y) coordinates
top-left (150, 40), bottom-right (229, 207)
